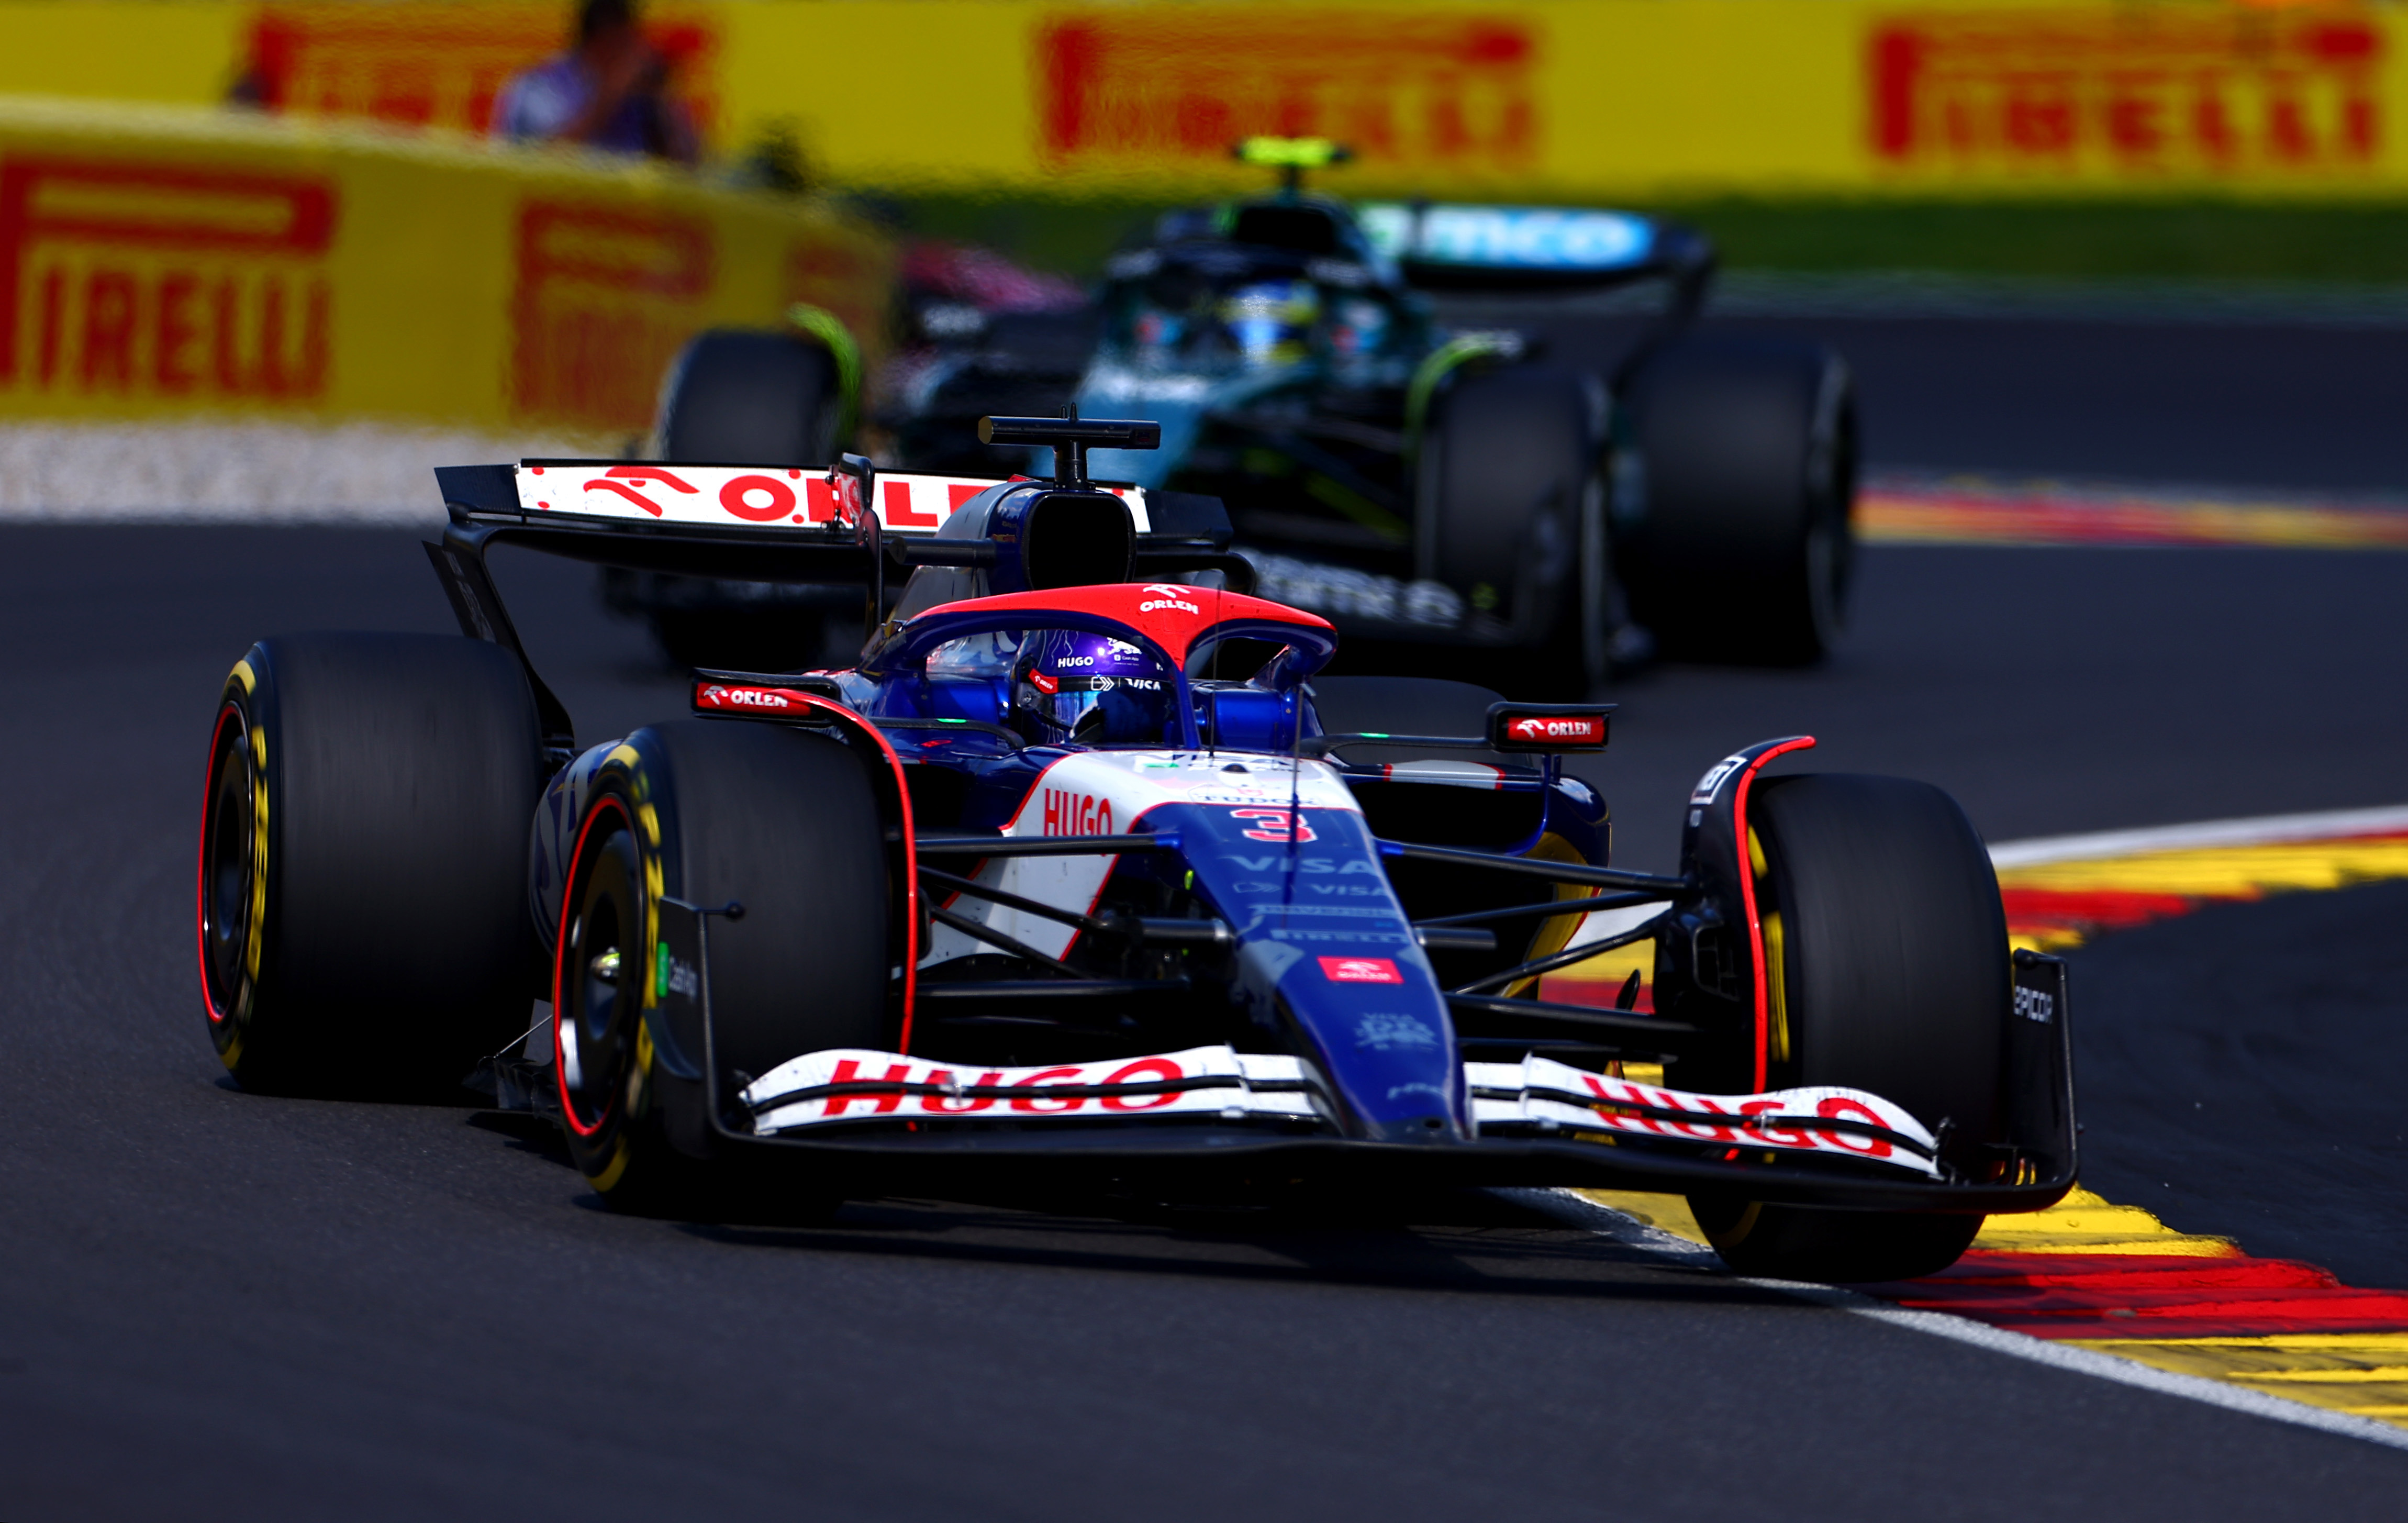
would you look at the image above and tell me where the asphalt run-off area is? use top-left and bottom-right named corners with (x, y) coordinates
top-left (4, 309), bottom-right (2407, 1519)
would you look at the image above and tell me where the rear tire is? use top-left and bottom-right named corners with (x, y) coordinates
top-left (634, 328), bottom-right (849, 672)
top-left (654, 328), bottom-right (840, 465)
top-left (199, 634), bottom-right (545, 1097)
top-left (1417, 365), bottom-right (1606, 698)
top-left (1617, 335), bottom-right (1856, 666)
top-left (1685, 773), bottom-right (2008, 1282)
top-left (554, 720), bottom-right (890, 1216)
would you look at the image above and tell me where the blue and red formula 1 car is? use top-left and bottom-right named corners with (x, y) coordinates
top-left (197, 417), bottom-right (2075, 1282)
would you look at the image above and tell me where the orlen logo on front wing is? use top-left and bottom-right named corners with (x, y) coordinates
top-left (1320, 956), bottom-right (1402, 984)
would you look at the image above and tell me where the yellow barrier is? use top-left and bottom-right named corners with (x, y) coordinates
top-left (0, 97), bottom-right (891, 436)
top-left (0, 0), bottom-right (2404, 199)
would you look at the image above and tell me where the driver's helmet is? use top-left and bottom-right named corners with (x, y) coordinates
top-left (1010, 630), bottom-right (1179, 744)
top-left (1219, 279), bottom-right (1320, 368)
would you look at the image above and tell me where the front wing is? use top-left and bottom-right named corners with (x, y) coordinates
top-left (738, 1046), bottom-right (1945, 1180)
top-left (617, 874), bottom-right (2076, 1216)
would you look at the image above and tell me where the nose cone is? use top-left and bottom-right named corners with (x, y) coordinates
top-left (1178, 801), bottom-right (1473, 1146)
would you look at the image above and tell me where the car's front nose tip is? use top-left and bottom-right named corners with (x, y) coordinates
top-left (1357, 1113), bottom-right (1474, 1146)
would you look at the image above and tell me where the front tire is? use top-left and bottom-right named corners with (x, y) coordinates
top-left (554, 720), bottom-right (891, 1215)
top-left (1685, 773), bottom-right (2009, 1282)
top-left (199, 634), bottom-right (545, 1097)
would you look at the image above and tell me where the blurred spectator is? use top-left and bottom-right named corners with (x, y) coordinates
top-left (493, 0), bottom-right (697, 164)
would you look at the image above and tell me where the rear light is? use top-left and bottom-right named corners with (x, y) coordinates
top-left (693, 681), bottom-right (811, 714)
top-left (1486, 702), bottom-right (1612, 752)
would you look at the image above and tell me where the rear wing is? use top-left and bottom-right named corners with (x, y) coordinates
top-left (1356, 202), bottom-right (1712, 310)
top-left (426, 438), bottom-right (1245, 764)
top-left (432, 458), bottom-right (1236, 583)
top-left (427, 416), bottom-right (1244, 763)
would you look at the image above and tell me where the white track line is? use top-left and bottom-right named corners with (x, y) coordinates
top-left (1504, 1190), bottom-right (2408, 1454)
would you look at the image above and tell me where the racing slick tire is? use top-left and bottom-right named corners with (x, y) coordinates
top-left (1616, 335), bottom-right (1856, 668)
top-left (1417, 365), bottom-right (1610, 698)
top-left (654, 327), bottom-right (841, 466)
top-left (199, 633), bottom-right (546, 1097)
top-left (1685, 773), bottom-right (2008, 1282)
top-left (554, 720), bottom-right (888, 1217)
top-left (640, 328), bottom-right (847, 671)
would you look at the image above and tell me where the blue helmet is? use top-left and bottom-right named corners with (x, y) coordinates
top-left (1011, 629), bottom-right (1178, 744)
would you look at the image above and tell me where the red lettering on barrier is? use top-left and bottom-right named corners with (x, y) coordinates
top-left (155, 271), bottom-right (198, 393)
top-left (510, 199), bottom-right (712, 431)
top-left (34, 267), bottom-right (61, 385)
top-left (243, 5), bottom-right (722, 142)
top-left (1867, 10), bottom-right (2384, 178)
top-left (1039, 12), bottom-right (1537, 174)
top-left (0, 157), bottom-right (338, 402)
top-left (80, 269), bottom-right (136, 390)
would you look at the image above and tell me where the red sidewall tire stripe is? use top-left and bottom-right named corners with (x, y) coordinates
top-left (197, 700), bottom-right (244, 1032)
top-left (1734, 736), bottom-right (1818, 1092)
top-left (554, 793), bottom-right (635, 1140)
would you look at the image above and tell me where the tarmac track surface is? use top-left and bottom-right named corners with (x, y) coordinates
top-left (1507, 306), bottom-right (2408, 493)
top-left (4, 518), bottom-right (2406, 1519)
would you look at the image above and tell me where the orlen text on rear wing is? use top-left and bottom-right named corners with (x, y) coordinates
top-left (433, 455), bottom-right (1239, 587)
top-left (424, 441), bottom-right (1243, 764)
top-left (1356, 202), bottom-right (1712, 313)
top-left (435, 458), bottom-right (1123, 580)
